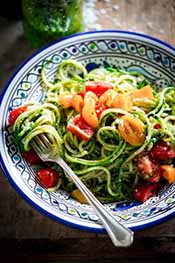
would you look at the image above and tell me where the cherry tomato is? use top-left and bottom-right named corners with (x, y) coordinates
top-left (81, 91), bottom-right (99, 128)
top-left (85, 82), bottom-right (113, 97)
top-left (9, 106), bottom-right (27, 126)
top-left (71, 189), bottom-right (89, 204)
top-left (118, 115), bottom-right (145, 146)
top-left (22, 149), bottom-right (42, 165)
top-left (37, 167), bottom-right (59, 188)
top-left (59, 94), bottom-right (73, 108)
top-left (99, 89), bottom-right (118, 107)
top-left (137, 152), bottom-right (161, 183)
top-left (67, 114), bottom-right (94, 141)
top-left (77, 92), bottom-right (85, 99)
top-left (150, 141), bottom-right (175, 160)
top-left (161, 165), bottom-right (175, 183)
top-left (133, 183), bottom-right (158, 203)
top-left (154, 123), bottom-right (161, 129)
top-left (72, 94), bottom-right (84, 113)
top-left (95, 101), bottom-right (107, 118)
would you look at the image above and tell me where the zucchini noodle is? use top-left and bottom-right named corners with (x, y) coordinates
top-left (12, 59), bottom-right (175, 203)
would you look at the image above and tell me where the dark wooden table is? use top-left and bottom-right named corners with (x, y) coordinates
top-left (0, 1), bottom-right (175, 262)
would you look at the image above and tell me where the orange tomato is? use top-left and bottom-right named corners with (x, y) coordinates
top-left (71, 189), bottom-right (89, 204)
top-left (99, 90), bottom-right (133, 111)
top-left (82, 91), bottom-right (99, 128)
top-left (160, 165), bottom-right (175, 183)
top-left (72, 94), bottom-right (84, 112)
top-left (118, 115), bottom-right (145, 146)
top-left (82, 103), bottom-right (98, 128)
top-left (84, 91), bottom-right (98, 107)
top-left (99, 89), bottom-right (118, 107)
top-left (59, 94), bottom-right (73, 108)
top-left (111, 94), bottom-right (133, 111)
top-left (59, 93), bottom-right (84, 113)
top-left (133, 85), bottom-right (154, 100)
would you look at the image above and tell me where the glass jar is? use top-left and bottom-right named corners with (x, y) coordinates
top-left (22, 0), bottom-right (84, 49)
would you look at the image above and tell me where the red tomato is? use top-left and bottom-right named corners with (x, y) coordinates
top-left (150, 141), bottom-right (175, 160)
top-left (137, 152), bottom-right (161, 183)
top-left (77, 92), bottom-right (85, 99)
top-left (154, 123), bottom-right (161, 129)
top-left (22, 149), bottom-right (42, 165)
top-left (95, 101), bottom-right (107, 118)
top-left (37, 168), bottom-right (59, 188)
top-left (67, 114), bottom-right (94, 141)
top-left (85, 82), bottom-right (113, 97)
top-left (9, 106), bottom-right (27, 126)
top-left (133, 183), bottom-right (158, 203)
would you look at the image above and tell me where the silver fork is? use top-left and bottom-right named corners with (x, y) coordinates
top-left (30, 134), bottom-right (134, 247)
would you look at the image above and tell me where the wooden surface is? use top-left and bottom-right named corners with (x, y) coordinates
top-left (0, 0), bottom-right (175, 262)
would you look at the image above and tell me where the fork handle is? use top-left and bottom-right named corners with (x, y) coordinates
top-left (56, 157), bottom-right (134, 247)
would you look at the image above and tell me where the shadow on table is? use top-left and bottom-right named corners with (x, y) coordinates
top-left (0, 19), bottom-right (35, 91)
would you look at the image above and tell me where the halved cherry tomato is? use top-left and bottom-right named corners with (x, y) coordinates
top-left (67, 114), bottom-right (94, 141)
top-left (137, 152), bottom-right (161, 183)
top-left (82, 104), bottom-right (98, 128)
top-left (22, 149), bottom-right (42, 165)
top-left (82, 91), bottom-right (99, 128)
top-left (37, 167), bottom-right (59, 188)
top-left (95, 101), bottom-right (107, 117)
top-left (83, 91), bottom-right (98, 107)
top-left (118, 115), bottom-right (145, 146)
top-left (71, 189), bottom-right (89, 204)
top-left (85, 82), bottom-right (113, 97)
top-left (59, 93), bottom-right (84, 113)
top-left (99, 90), bottom-right (133, 111)
top-left (111, 94), bottom-right (133, 111)
top-left (133, 85), bottom-right (154, 100)
top-left (59, 94), bottom-right (73, 108)
top-left (9, 106), bottom-right (27, 126)
top-left (133, 183), bottom-right (158, 203)
top-left (99, 89), bottom-right (118, 107)
top-left (150, 141), bottom-right (175, 160)
top-left (160, 165), bottom-right (175, 183)
top-left (72, 94), bottom-right (84, 113)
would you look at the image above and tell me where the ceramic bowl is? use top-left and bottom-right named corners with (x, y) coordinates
top-left (0, 31), bottom-right (175, 232)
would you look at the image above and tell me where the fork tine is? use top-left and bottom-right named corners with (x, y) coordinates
top-left (31, 133), bottom-right (53, 153)
top-left (30, 135), bottom-right (48, 154)
top-left (36, 134), bottom-right (49, 149)
top-left (30, 130), bottom-right (61, 160)
top-left (30, 140), bottom-right (43, 157)
top-left (41, 133), bottom-right (57, 148)
top-left (40, 133), bottom-right (52, 146)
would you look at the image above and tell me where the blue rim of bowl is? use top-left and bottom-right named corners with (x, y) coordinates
top-left (0, 30), bottom-right (175, 233)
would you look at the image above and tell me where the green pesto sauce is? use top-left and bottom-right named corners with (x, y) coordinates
top-left (22, 0), bottom-right (84, 48)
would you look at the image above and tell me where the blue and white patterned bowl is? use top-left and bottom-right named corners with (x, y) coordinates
top-left (0, 31), bottom-right (175, 232)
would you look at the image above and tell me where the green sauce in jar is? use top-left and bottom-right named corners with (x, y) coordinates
top-left (22, 0), bottom-right (84, 48)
